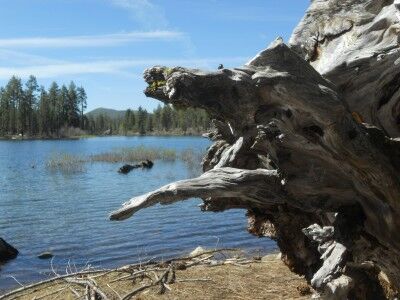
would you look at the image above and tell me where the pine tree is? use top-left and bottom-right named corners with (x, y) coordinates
top-left (77, 86), bottom-right (87, 129)
top-left (38, 86), bottom-right (50, 135)
top-left (4, 76), bottom-right (24, 135)
top-left (137, 106), bottom-right (147, 135)
top-left (0, 87), bottom-right (8, 135)
top-left (66, 81), bottom-right (79, 127)
top-left (146, 114), bottom-right (153, 132)
top-left (47, 82), bottom-right (60, 134)
top-left (123, 109), bottom-right (135, 134)
top-left (24, 75), bottom-right (38, 135)
top-left (161, 105), bottom-right (172, 131)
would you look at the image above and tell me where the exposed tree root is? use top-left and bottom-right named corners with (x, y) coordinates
top-left (109, 3), bottom-right (400, 297)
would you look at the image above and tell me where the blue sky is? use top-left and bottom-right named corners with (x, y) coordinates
top-left (0, 0), bottom-right (309, 111)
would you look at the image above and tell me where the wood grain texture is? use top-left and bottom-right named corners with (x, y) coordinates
top-left (111, 1), bottom-right (400, 298)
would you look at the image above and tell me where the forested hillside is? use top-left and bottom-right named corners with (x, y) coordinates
top-left (85, 108), bottom-right (126, 119)
top-left (0, 76), bottom-right (210, 138)
top-left (86, 104), bottom-right (210, 135)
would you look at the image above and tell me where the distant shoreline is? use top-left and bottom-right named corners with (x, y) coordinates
top-left (0, 132), bottom-right (205, 141)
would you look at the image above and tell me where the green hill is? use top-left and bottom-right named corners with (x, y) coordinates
top-left (85, 108), bottom-right (127, 119)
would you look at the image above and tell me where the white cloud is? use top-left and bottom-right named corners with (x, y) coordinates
top-left (0, 49), bottom-right (64, 65)
top-left (0, 31), bottom-right (183, 48)
top-left (0, 57), bottom-right (248, 79)
top-left (110, 0), bottom-right (168, 29)
top-left (108, 1), bottom-right (198, 57)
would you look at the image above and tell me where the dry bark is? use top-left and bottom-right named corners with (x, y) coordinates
top-left (111, 1), bottom-right (400, 299)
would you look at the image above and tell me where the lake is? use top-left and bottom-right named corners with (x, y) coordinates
top-left (0, 136), bottom-right (276, 292)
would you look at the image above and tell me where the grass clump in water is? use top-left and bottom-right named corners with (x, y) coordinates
top-left (90, 146), bottom-right (177, 163)
top-left (45, 147), bottom-right (204, 174)
top-left (46, 153), bottom-right (86, 173)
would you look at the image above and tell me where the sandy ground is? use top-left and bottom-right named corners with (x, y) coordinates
top-left (0, 253), bottom-right (312, 300)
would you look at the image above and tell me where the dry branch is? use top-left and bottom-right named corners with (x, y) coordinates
top-left (64, 278), bottom-right (109, 300)
top-left (0, 270), bottom-right (108, 300)
top-left (110, 168), bottom-right (283, 220)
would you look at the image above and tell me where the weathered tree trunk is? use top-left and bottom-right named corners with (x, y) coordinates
top-left (111, 1), bottom-right (400, 298)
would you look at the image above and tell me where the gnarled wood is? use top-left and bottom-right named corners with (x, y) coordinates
top-left (111, 1), bottom-right (400, 298)
top-left (290, 0), bottom-right (400, 138)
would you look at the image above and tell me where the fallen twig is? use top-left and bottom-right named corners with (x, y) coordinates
top-left (110, 267), bottom-right (164, 283)
top-left (166, 248), bottom-right (238, 263)
top-left (107, 283), bottom-right (122, 300)
top-left (69, 286), bottom-right (81, 298)
top-left (121, 266), bottom-right (172, 300)
top-left (31, 286), bottom-right (68, 300)
top-left (0, 270), bottom-right (108, 300)
top-left (186, 255), bottom-right (214, 267)
top-left (64, 278), bottom-right (109, 300)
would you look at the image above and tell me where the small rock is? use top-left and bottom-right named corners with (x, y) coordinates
top-left (190, 246), bottom-right (206, 257)
top-left (38, 251), bottom-right (53, 259)
top-left (0, 238), bottom-right (18, 262)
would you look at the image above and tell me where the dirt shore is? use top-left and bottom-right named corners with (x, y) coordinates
top-left (0, 252), bottom-right (312, 300)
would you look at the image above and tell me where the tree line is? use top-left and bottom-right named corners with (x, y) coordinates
top-left (86, 104), bottom-right (211, 136)
top-left (0, 75), bottom-right (210, 138)
top-left (0, 76), bottom-right (87, 137)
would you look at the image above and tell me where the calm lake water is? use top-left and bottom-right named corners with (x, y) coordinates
top-left (0, 136), bottom-right (276, 292)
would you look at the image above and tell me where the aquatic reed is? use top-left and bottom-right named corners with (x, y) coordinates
top-left (45, 146), bottom-right (204, 174)
top-left (90, 146), bottom-right (177, 163)
top-left (46, 153), bottom-right (86, 174)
